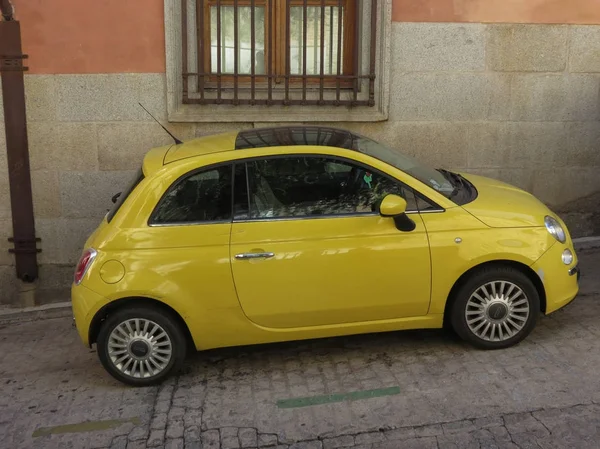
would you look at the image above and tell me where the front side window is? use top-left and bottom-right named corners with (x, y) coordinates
top-left (151, 165), bottom-right (233, 224)
top-left (246, 156), bottom-right (418, 219)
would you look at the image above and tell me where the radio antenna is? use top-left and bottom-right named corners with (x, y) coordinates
top-left (138, 103), bottom-right (183, 145)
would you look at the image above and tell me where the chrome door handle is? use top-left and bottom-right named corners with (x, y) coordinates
top-left (235, 252), bottom-right (275, 260)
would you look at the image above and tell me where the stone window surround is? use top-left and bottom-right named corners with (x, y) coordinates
top-left (164, 0), bottom-right (392, 123)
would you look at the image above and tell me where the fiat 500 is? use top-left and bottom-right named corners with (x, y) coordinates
top-left (72, 126), bottom-right (579, 386)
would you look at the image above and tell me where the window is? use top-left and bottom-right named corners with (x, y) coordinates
top-left (245, 156), bottom-right (418, 219)
top-left (181, 0), bottom-right (379, 106)
top-left (151, 165), bottom-right (233, 224)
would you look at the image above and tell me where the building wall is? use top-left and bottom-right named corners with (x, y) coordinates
top-left (1, 1), bottom-right (600, 305)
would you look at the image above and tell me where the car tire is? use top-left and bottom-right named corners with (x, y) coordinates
top-left (450, 266), bottom-right (540, 350)
top-left (97, 306), bottom-right (187, 386)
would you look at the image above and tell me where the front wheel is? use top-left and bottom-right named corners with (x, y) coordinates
top-left (97, 306), bottom-right (187, 386)
top-left (450, 266), bottom-right (540, 349)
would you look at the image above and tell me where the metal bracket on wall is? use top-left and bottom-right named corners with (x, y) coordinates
top-left (8, 237), bottom-right (41, 255)
top-left (0, 53), bottom-right (28, 72)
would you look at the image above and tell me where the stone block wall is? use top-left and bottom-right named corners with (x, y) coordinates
top-left (0, 22), bottom-right (599, 305)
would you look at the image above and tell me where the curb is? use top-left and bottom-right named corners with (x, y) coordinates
top-left (1, 236), bottom-right (599, 325)
top-left (0, 301), bottom-right (72, 325)
top-left (573, 236), bottom-right (600, 252)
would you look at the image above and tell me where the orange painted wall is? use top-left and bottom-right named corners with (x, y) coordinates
top-left (11, 0), bottom-right (600, 75)
top-left (13, 0), bottom-right (165, 74)
top-left (393, 0), bottom-right (600, 24)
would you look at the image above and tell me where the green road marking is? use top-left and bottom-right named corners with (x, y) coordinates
top-left (32, 417), bottom-right (140, 437)
top-left (277, 386), bottom-right (401, 409)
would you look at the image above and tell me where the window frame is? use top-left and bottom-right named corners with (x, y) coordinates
top-left (166, 0), bottom-right (392, 122)
top-left (148, 162), bottom-right (236, 227)
top-left (233, 153), bottom-right (443, 223)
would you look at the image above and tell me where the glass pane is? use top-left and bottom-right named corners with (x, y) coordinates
top-left (152, 166), bottom-right (233, 224)
top-left (211, 6), bottom-right (266, 75)
top-left (289, 6), bottom-right (344, 76)
top-left (246, 157), bottom-right (415, 219)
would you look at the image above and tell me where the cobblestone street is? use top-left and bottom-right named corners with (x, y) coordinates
top-left (1, 250), bottom-right (599, 449)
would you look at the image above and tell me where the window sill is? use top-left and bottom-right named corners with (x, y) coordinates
top-left (168, 102), bottom-right (388, 123)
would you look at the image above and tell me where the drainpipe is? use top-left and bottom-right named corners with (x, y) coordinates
top-left (0, 0), bottom-right (40, 301)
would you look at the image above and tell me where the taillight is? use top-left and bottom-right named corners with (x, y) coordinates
top-left (74, 248), bottom-right (97, 285)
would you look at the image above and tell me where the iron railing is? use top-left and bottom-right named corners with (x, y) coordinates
top-left (181, 0), bottom-right (378, 106)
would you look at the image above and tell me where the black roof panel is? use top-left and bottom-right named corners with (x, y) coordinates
top-left (235, 126), bottom-right (358, 151)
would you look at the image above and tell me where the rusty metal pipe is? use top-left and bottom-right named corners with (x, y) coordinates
top-left (0, 17), bottom-right (40, 283)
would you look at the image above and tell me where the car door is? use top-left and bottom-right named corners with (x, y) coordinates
top-left (230, 154), bottom-right (432, 329)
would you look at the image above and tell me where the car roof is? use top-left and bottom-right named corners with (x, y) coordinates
top-left (161, 126), bottom-right (359, 165)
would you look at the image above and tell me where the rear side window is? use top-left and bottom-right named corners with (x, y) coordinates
top-left (151, 165), bottom-right (233, 225)
top-left (107, 168), bottom-right (145, 223)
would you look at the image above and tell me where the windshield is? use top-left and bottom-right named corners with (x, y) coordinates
top-left (354, 135), bottom-right (454, 197)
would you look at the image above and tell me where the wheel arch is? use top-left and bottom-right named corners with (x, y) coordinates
top-left (88, 297), bottom-right (196, 350)
top-left (443, 259), bottom-right (547, 327)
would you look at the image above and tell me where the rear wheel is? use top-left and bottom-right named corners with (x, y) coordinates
top-left (450, 266), bottom-right (540, 349)
top-left (97, 306), bottom-right (187, 386)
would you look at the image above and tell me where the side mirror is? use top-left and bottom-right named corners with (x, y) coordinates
top-left (379, 194), bottom-right (407, 217)
top-left (379, 194), bottom-right (416, 232)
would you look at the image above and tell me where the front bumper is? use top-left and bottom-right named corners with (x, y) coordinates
top-left (531, 242), bottom-right (579, 314)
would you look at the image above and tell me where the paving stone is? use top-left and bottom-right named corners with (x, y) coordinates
top-left (442, 419), bottom-right (477, 434)
top-left (222, 426), bottom-right (241, 448)
top-left (126, 441), bottom-right (147, 449)
top-left (373, 436), bottom-right (438, 449)
top-left (437, 431), bottom-right (480, 449)
top-left (154, 400), bottom-right (172, 414)
top-left (384, 427), bottom-right (416, 441)
top-left (503, 412), bottom-right (549, 437)
top-left (147, 430), bottom-right (166, 447)
top-left (355, 431), bottom-right (385, 445)
top-left (166, 420), bottom-right (185, 440)
top-left (110, 435), bottom-right (128, 449)
top-left (183, 409), bottom-right (203, 427)
top-left (258, 434), bottom-right (279, 447)
top-left (169, 407), bottom-right (186, 420)
top-left (239, 428), bottom-right (259, 448)
top-left (165, 439), bottom-right (185, 449)
top-left (151, 412), bottom-right (168, 430)
top-left (473, 417), bottom-right (505, 429)
top-left (414, 424), bottom-right (443, 438)
top-left (127, 426), bottom-right (149, 441)
top-left (202, 430), bottom-right (221, 449)
top-left (184, 425), bottom-right (201, 444)
top-left (322, 435), bottom-right (354, 448)
top-left (289, 441), bottom-right (322, 449)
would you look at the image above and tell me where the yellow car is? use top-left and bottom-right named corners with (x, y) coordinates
top-left (72, 126), bottom-right (579, 386)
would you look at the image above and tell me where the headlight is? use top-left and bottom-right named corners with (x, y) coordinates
top-left (545, 216), bottom-right (566, 243)
top-left (562, 249), bottom-right (573, 265)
